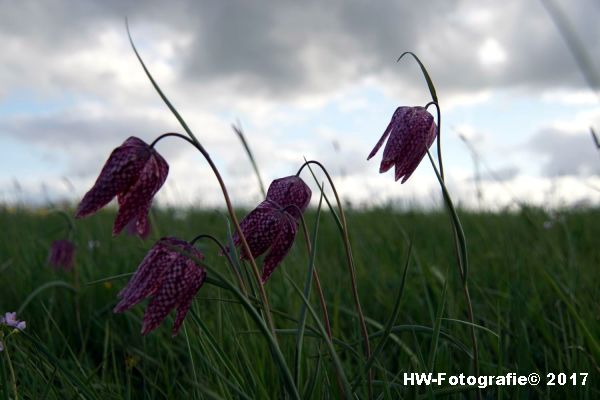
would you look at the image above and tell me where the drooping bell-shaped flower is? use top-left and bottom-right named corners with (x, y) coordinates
top-left (75, 137), bottom-right (168, 236)
top-left (234, 176), bottom-right (311, 282)
top-left (368, 106), bottom-right (437, 183)
top-left (265, 175), bottom-right (312, 217)
top-left (47, 240), bottom-right (76, 271)
top-left (114, 237), bottom-right (206, 336)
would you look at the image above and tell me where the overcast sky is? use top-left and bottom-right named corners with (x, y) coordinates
top-left (1, 0), bottom-right (599, 210)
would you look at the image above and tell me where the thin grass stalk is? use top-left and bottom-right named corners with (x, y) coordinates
top-left (20, 332), bottom-right (99, 399)
top-left (183, 324), bottom-right (200, 400)
top-left (126, 22), bottom-right (276, 337)
top-left (399, 50), bottom-right (480, 397)
top-left (288, 190), bottom-right (341, 395)
top-left (170, 247), bottom-right (300, 399)
top-left (0, 346), bottom-right (9, 400)
top-left (296, 160), bottom-right (373, 399)
top-left (428, 276), bottom-right (448, 371)
top-left (285, 277), bottom-right (354, 399)
top-left (232, 122), bottom-right (267, 197)
top-left (426, 150), bottom-right (480, 392)
top-left (351, 243), bottom-right (411, 391)
top-left (190, 234), bottom-right (247, 295)
top-left (2, 346), bottom-right (18, 400)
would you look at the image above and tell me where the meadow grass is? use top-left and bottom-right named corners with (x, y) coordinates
top-left (0, 205), bottom-right (598, 399)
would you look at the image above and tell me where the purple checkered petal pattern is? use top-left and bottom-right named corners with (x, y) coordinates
top-left (113, 148), bottom-right (169, 235)
top-left (172, 262), bottom-right (206, 336)
top-left (261, 213), bottom-right (298, 283)
top-left (141, 256), bottom-right (187, 335)
top-left (368, 106), bottom-right (437, 183)
top-left (266, 176), bottom-right (311, 218)
top-left (233, 201), bottom-right (282, 259)
top-left (75, 136), bottom-right (169, 237)
top-left (114, 237), bottom-right (206, 336)
top-left (113, 239), bottom-right (179, 313)
top-left (368, 107), bottom-right (411, 162)
top-left (76, 137), bottom-right (151, 218)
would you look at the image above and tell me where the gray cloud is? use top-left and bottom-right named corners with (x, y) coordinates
top-left (0, 109), bottom-right (176, 176)
top-left (529, 128), bottom-right (600, 176)
top-left (1, 0), bottom-right (600, 208)
top-left (1, 0), bottom-right (599, 101)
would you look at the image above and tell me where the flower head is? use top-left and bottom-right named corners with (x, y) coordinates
top-left (114, 237), bottom-right (206, 336)
top-left (47, 239), bottom-right (76, 271)
top-left (234, 176), bottom-right (311, 283)
top-left (368, 106), bottom-right (437, 183)
top-left (75, 137), bottom-right (169, 236)
top-left (1, 312), bottom-right (26, 331)
top-left (265, 176), bottom-right (312, 218)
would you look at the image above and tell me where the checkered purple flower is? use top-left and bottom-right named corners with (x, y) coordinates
top-left (114, 237), bottom-right (206, 336)
top-left (234, 176), bottom-right (311, 283)
top-left (47, 240), bottom-right (76, 271)
top-left (368, 106), bottom-right (437, 183)
top-left (75, 136), bottom-right (169, 236)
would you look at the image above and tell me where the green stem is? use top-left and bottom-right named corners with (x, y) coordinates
top-left (179, 250), bottom-right (300, 399)
top-left (232, 122), bottom-right (267, 197)
top-left (189, 234), bottom-right (248, 296)
top-left (4, 345), bottom-right (18, 400)
top-left (127, 25), bottom-right (276, 338)
top-left (296, 160), bottom-right (373, 400)
top-left (426, 150), bottom-right (480, 396)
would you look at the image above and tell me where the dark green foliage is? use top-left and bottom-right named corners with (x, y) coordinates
top-left (0, 206), bottom-right (598, 398)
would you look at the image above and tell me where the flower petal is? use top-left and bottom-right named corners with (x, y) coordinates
top-left (140, 257), bottom-right (187, 335)
top-left (368, 107), bottom-right (410, 161)
top-left (113, 149), bottom-right (169, 235)
top-left (114, 238), bottom-right (179, 312)
top-left (172, 263), bottom-right (206, 336)
top-left (261, 214), bottom-right (297, 283)
top-left (266, 176), bottom-right (312, 216)
top-left (234, 201), bottom-right (282, 259)
top-left (76, 137), bottom-right (151, 218)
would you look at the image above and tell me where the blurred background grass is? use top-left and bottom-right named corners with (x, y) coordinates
top-left (0, 206), bottom-right (598, 398)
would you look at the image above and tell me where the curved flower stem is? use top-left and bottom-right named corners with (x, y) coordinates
top-left (401, 51), bottom-right (480, 398)
top-left (126, 22), bottom-right (277, 335)
top-left (149, 131), bottom-right (275, 335)
top-left (425, 101), bottom-right (444, 181)
top-left (286, 202), bottom-right (344, 398)
top-left (189, 234), bottom-right (248, 296)
top-left (295, 160), bottom-right (373, 400)
top-left (189, 256), bottom-right (301, 399)
top-left (426, 149), bottom-right (480, 395)
top-left (281, 204), bottom-right (333, 340)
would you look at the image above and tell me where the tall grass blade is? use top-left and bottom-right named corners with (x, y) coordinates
top-left (351, 243), bottom-right (411, 390)
top-left (294, 184), bottom-right (325, 386)
top-left (232, 122), bottom-right (266, 197)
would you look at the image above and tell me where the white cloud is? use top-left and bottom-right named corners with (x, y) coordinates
top-left (1, 0), bottom-right (600, 211)
top-left (478, 38), bottom-right (507, 67)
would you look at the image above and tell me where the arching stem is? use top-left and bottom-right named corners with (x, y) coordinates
top-left (425, 101), bottom-right (444, 181)
top-left (150, 132), bottom-right (275, 335)
top-left (296, 160), bottom-right (373, 400)
top-left (189, 233), bottom-right (247, 296)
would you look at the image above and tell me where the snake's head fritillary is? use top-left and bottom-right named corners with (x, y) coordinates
top-left (75, 136), bottom-right (168, 236)
top-left (368, 106), bottom-right (437, 183)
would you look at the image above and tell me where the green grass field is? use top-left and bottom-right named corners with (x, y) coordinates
top-left (0, 205), bottom-right (598, 399)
